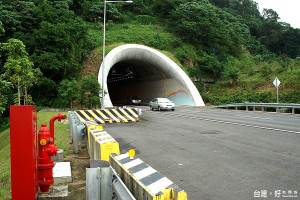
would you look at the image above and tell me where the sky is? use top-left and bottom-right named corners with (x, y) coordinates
top-left (254, 0), bottom-right (300, 29)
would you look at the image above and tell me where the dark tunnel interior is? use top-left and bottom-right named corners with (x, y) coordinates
top-left (107, 60), bottom-right (170, 105)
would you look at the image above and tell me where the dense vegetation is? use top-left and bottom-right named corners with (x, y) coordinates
top-left (1, 0), bottom-right (300, 124)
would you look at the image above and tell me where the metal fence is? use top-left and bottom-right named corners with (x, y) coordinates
top-left (213, 103), bottom-right (300, 114)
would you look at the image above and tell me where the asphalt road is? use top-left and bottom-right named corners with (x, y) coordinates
top-left (104, 106), bottom-right (300, 200)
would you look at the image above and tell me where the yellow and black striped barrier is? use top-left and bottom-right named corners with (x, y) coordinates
top-left (75, 108), bottom-right (139, 124)
top-left (110, 153), bottom-right (187, 200)
top-left (88, 128), bottom-right (120, 161)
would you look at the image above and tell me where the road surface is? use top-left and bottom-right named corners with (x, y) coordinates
top-left (104, 107), bottom-right (300, 199)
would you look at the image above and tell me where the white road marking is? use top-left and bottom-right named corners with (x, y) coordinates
top-left (159, 113), bottom-right (300, 134)
top-left (235, 115), bottom-right (270, 120)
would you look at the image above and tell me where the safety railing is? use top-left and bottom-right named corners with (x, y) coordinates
top-left (213, 103), bottom-right (300, 114)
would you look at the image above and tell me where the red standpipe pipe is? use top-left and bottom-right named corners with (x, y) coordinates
top-left (49, 113), bottom-right (67, 144)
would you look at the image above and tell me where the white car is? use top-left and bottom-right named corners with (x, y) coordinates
top-left (149, 98), bottom-right (175, 111)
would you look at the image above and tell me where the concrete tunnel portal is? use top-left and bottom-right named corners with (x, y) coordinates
top-left (98, 44), bottom-right (205, 108)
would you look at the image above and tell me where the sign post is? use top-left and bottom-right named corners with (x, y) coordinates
top-left (273, 77), bottom-right (280, 103)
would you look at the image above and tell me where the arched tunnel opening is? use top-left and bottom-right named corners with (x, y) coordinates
top-left (99, 44), bottom-right (205, 107)
top-left (107, 60), bottom-right (171, 105)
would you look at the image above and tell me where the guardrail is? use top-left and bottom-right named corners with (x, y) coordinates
top-left (213, 103), bottom-right (300, 114)
top-left (86, 160), bottom-right (136, 200)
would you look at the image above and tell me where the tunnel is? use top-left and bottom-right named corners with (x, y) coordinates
top-left (98, 44), bottom-right (205, 108)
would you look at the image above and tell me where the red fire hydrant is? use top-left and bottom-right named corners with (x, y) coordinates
top-left (50, 113), bottom-right (67, 145)
top-left (38, 124), bottom-right (57, 193)
top-left (38, 113), bottom-right (67, 193)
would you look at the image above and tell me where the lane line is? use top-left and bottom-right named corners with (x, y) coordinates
top-left (235, 115), bottom-right (270, 120)
top-left (153, 111), bottom-right (300, 134)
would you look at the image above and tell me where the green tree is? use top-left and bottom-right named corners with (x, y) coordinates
top-left (82, 0), bottom-right (122, 22)
top-left (278, 28), bottom-right (300, 58)
top-left (229, 0), bottom-right (260, 19)
top-left (171, 2), bottom-right (243, 59)
top-left (0, 7), bottom-right (21, 41)
top-left (80, 74), bottom-right (101, 109)
top-left (224, 0), bottom-right (262, 38)
top-left (58, 79), bottom-right (80, 110)
top-left (262, 8), bottom-right (280, 21)
top-left (197, 53), bottom-right (223, 80)
top-left (122, 0), bottom-right (153, 15)
top-left (22, 1), bottom-right (90, 103)
top-left (152, 0), bottom-right (184, 18)
top-left (0, 78), bottom-right (12, 116)
top-left (29, 18), bottom-right (87, 80)
top-left (209, 0), bottom-right (230, 8)
top-left (0, 20), bottom-right (5, 66)
top-left (22, 65), bottom-right (42, 105)
top-left (257, 9), bottom-right (286, 56)
top-left (1, 39), bottom-right (41, 105)
top-left (0, 20), bottom-right (4, 34)
top-left (222, 57), bottom-right (240, 85)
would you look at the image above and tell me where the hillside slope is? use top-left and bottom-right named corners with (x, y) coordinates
top-left (81, 21), bottom-right (300, 105)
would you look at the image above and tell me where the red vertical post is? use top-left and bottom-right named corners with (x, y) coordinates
top-left (10, 105), bottom-right (39, 199)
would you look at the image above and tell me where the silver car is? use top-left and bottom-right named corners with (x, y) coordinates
top-left (149, 98), bottom-right (175, 111)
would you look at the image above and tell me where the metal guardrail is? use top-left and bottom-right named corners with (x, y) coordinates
top-left (213, 103), bottom-right (300, 114)
top-left (111, 167), bottom-right (136, 200)
top-left (86, 160), bottom-right (136, 200)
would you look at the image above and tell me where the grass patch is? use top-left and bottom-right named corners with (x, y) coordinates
top-left (88, 22), bottom-right (180, 53)
top-left (0, 126), bottom-right (11, 200)
top-left (0, 111), bottom-right (70, 199)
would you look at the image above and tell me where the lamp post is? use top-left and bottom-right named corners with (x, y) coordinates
top-left (102, 0), bottom-right (133, 109)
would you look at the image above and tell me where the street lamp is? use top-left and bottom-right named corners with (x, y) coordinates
top-left (101, 0), bottom-right (133, 109)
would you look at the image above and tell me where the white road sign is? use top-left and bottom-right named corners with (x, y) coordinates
top-left (273, 77), bottom-right (280, 88)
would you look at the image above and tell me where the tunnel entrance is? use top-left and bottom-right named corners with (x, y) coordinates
top-left (98, 44), bottom-right (205, 107)
top-left (107, 60), bottom-right (171, 105)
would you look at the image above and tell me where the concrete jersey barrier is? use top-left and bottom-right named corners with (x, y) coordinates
top-left (87, 128), bottom-right (120, 161)
top-left (110, 153), bottom-right (187, 200)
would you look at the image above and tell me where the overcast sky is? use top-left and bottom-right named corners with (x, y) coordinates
top-left (254, 0), bottom-right (300, 29)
